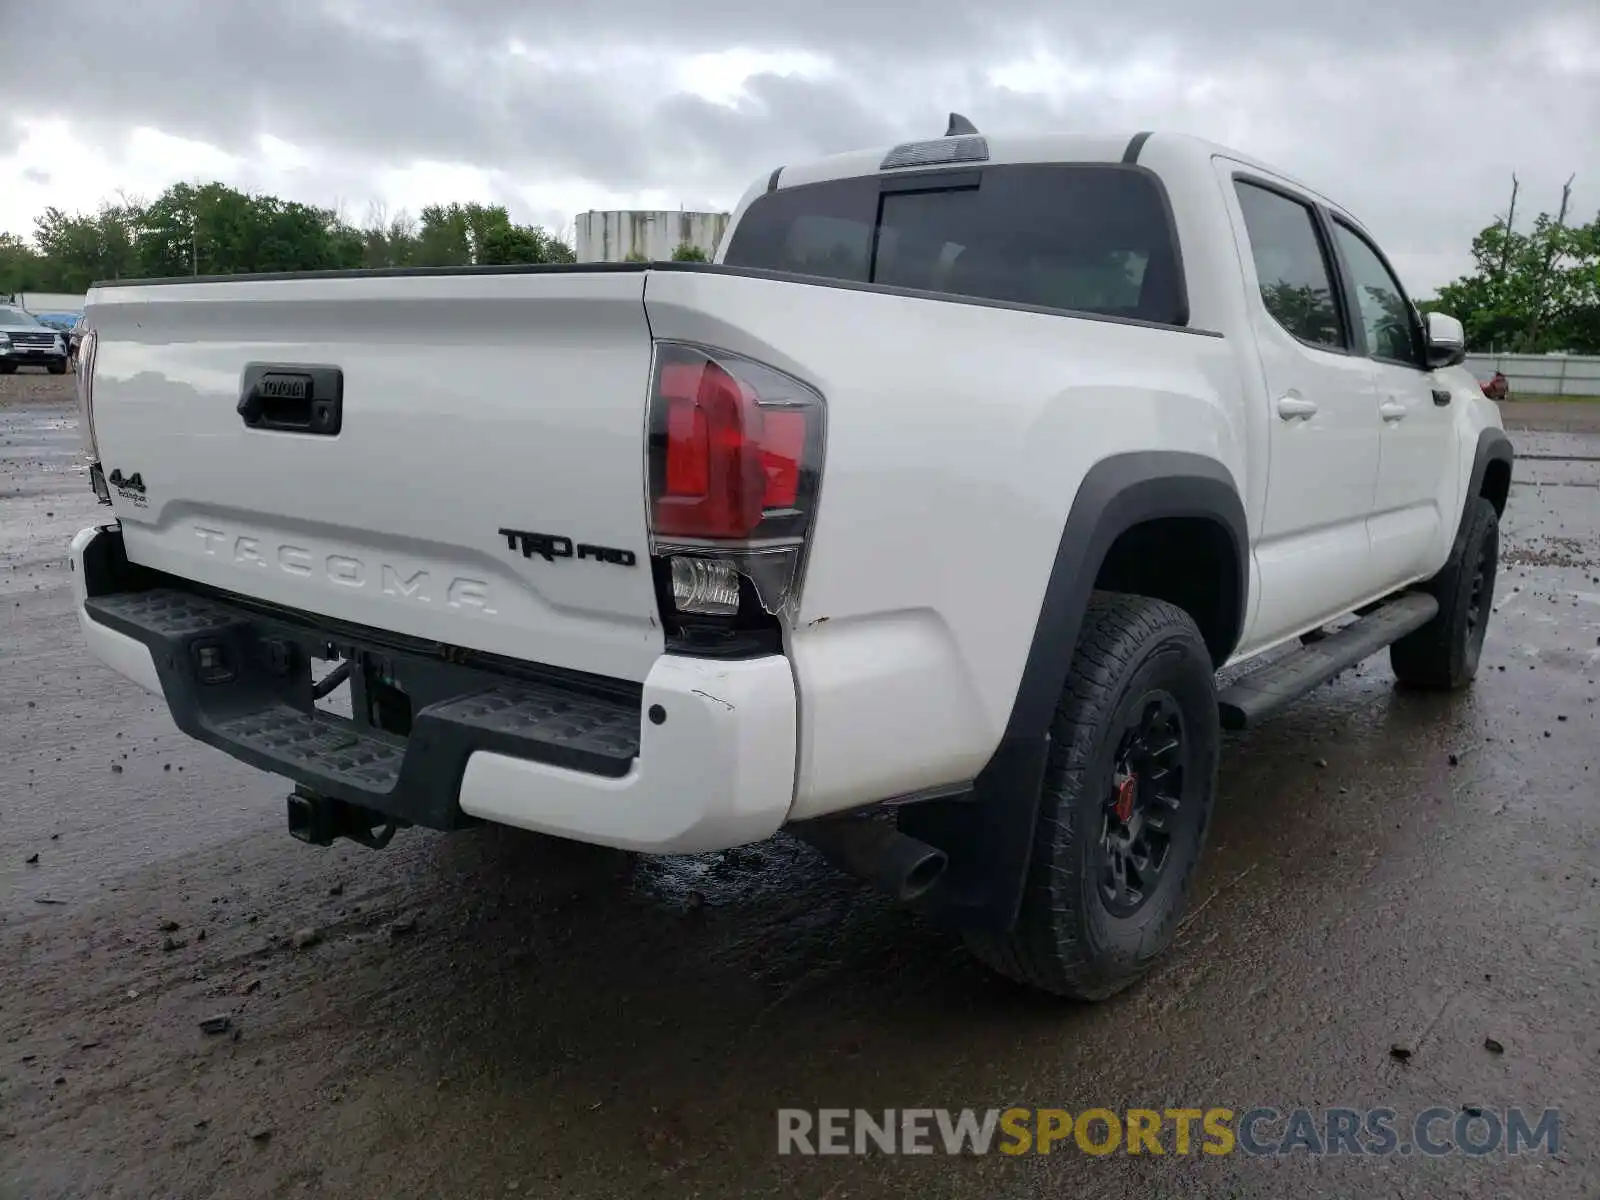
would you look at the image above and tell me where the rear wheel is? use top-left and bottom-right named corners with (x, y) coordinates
top-left (965, 592), bottom-right (1219, 999)
top-left (1390, 496), bottom-right (1499, 690)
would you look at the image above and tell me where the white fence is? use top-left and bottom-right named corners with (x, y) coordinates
top-left (1463, 353), bottom-right (1600, 398)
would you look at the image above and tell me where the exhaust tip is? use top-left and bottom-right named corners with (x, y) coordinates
top-left (794, 817), bottom-right (949, 904)
top-left (898, 848), bottom-right (948, 902)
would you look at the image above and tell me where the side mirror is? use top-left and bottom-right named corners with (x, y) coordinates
top-left (1423, 312), bottom-right (1466, 369)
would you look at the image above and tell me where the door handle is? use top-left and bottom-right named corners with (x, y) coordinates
top-left (238, 364), bottom-right (343, 436)
top-left (1379, 401), bottom-right (1408, 423)
top-left (1276, 395), bottom-right (1319, 421)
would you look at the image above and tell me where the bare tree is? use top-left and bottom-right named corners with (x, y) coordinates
top-left (1496, 173), bottom-right (1518, 281)
top-left (1524, 173), bottom-right (1575, 347)
top-left (388, 209), bottom-right (417, 239)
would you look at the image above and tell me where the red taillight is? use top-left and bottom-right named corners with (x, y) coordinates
top-left (760, 410), bottom-right (806, 508)
top-left (650, 346), bottom-right (820, 541)
top-left (647, 342), bottom-right (825, 624)
top-left (663, 387), bottom-right (710, 497)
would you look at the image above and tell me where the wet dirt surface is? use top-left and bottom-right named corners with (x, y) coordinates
top-left (3, 374), bottom-right (1597, 1199)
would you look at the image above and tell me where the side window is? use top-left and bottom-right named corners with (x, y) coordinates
top-left (1233, 181), bottom-right (1345, 350)
top-left (724, 179), bottom-right (878, 282)
top-left (1330, 222), bottom-right (1424, 366)
top-left (783, 214), bottom-right (872, 281)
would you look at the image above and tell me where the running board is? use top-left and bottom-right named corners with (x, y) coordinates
top-left (1217, 592), bottom-right (1439, 730)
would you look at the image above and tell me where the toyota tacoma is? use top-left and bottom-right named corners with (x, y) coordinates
top-left (68, 122), bottom-right (1512, 998)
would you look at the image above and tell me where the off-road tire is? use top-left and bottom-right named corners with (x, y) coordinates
top-left (965, 592), bottom-right (1220, 1000)
top-left (1390, 496), bottom-right (1499, 690)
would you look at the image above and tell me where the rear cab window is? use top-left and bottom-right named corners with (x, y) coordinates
top-left (723, 165), bottom-right (1187, 327)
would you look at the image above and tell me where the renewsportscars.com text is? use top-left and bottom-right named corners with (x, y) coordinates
top-left (777, 1106), bottom-right (1561, 1157)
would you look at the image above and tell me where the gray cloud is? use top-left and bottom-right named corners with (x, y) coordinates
top-left (1, 0), bottom-right (1596, 289)
top-left (364, 0), bottom-right (1583, 61)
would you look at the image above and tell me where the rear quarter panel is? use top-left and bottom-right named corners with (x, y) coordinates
top-left (646, 271), bottom-right (1247, 817)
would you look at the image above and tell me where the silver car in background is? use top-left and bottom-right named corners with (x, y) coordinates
top-left (0, 305), bottom-right (69, 375)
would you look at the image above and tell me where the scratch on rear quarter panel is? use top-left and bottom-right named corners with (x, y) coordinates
top-left (690, 690), bottom-right (735, 712)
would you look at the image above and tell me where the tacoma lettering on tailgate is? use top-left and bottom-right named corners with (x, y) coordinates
top-left (192, 525), bottom-right (496, 613)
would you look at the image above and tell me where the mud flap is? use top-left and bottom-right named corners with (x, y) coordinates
top-left (897, 732), bottom-right (1050, 933)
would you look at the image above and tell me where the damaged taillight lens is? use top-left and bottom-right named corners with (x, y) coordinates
top-left (74, 327), bottom-right (98, 461)
top-left (650, 345), bottom-right (819, 539)
top-left (74, 327), bottom-right (110, 503)
top-left (647, 342), bottom-right (825, 620)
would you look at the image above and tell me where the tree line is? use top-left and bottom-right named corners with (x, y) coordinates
top-left (0, 182), bottom-right (578, 293)
top-left (2, 175), bottom-right (1591, 352)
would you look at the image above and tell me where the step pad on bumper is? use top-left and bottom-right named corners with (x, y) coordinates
top-left (429, 686), bottom-right (640, 762)
top-left (91, 588), bottom-right (241, 638)
top-left (214, 705), bottom-right (406, 793)
top-left (81, 586), bottom-right (642, 828)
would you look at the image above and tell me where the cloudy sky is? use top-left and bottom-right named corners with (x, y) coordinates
top-left (2, 0), bottom-right (1596, 292)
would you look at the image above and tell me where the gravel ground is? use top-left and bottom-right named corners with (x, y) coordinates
top-left (0, 369), bottom-right (78, 407)
top-left (3, 371), bottom-right (1598, 1199)
top-left (1495, 399), bottom-right (1600, 434)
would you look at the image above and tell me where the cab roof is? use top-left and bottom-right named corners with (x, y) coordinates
top-left (772, 128), bottom-right (1342, 217)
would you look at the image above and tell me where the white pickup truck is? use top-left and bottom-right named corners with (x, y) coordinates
top-left (69, 122), bottom-right (1513, 999)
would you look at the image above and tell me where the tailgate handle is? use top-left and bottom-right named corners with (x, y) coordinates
top-left (239, 365), bottom-right (343, 436)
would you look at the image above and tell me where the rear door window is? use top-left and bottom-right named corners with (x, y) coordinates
top-left (1232, 180), bottom-right (1346, 350)
top-left (723, 165), bottom-right (1186, 326)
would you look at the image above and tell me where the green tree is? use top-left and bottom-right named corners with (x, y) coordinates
top-left (416, 203), bottom-right (575, 266)
top-left (670, 242), bottom-right (708, 262)
top-left (0, 233), bottom-right (47, 295)
top-left (415, 203), bottom-right (475, 266)
top-left (32, 202), bottom-right (142, 290)
top-left (1435, 177), bottom-right (1600, 353)
top-left (480, 222), bottom-right (576, 266)
top-left (356, 205), bottom-right (420, 269)
top-left (4, 181), bottom-right (574, 285)
top-left (542, 235), bottom-right (576, 265)
top-left (137, 182), bottom-right (360, 277)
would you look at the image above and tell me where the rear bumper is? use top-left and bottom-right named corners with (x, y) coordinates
top-left (70, 523), bottom-right (797, 853)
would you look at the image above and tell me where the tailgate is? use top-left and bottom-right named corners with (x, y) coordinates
top-left (86, 269), bottom-right (663, 682)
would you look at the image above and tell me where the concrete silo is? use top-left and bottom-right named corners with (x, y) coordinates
top-left (573, 210), bottom-right (731, 263)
